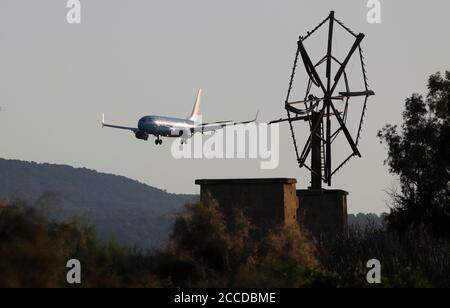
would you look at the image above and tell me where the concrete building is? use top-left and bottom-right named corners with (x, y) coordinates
top-left (195, 178), bottom-right (298, 232)
top-left (297, 189), bottom-right (348, 237)
top-left (195, 178), bottom-right (347, 238)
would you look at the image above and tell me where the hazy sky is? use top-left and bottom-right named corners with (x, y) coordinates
top-left (0, 0), bottom-right (449, 214)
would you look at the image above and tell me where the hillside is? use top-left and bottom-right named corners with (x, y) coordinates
top-left (0, 158), bottom-right (196, 249)
top-left (0, 158), bottom-right (387, 249)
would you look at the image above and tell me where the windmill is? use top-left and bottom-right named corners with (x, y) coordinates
top-left (271, 11), bottom-right (374, 190)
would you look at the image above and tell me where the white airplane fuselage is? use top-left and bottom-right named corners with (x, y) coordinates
top-left (136, 115), bottom-right (194, 140)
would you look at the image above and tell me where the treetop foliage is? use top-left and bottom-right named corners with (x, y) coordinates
top-left (378, 71), bottom-right (450, 239)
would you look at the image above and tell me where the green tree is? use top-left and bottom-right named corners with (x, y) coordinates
top-left (378, 71), bottom-right (450, 239)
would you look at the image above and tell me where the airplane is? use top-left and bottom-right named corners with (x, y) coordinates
top-left (101, 89), bottom-right (258, 145)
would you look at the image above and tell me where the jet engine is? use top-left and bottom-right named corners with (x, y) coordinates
top-left (170, 128), bottom-right (192, 144)
top-left (135, 131), bottom-right (149, 141)
top-left (171, 128), bottom-right (191, 138)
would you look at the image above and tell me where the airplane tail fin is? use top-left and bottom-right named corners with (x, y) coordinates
top-left (188, 89), bottom-right (202, 121)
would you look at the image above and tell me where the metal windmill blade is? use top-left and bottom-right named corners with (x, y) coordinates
top-left (271, 11), bottom-right (375, 189)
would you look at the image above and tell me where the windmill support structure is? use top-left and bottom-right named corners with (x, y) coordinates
top-left (310, 111), bottom-right (323, 190)
top-left (298, 108), bottom-right (349, 238)
top-left (273, 11), bottom-right (374, 237)
top-left (196, 11), bottom-right (374, 239)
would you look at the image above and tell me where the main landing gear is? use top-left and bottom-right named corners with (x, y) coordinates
top-left (155, 137), bottom-right (162, 145)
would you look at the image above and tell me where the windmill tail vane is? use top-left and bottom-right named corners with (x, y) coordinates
top-left (270, 11), bottom-right (375, 190)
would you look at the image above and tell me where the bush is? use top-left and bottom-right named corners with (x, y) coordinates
top-left (0, 200), bottom-right (159, 287)
top-left (317, 225), bottom-right (450, 287)
top-left (1, 198), bottom-right (449, 288)
top-left (167, 198), bottom-right (319, 287)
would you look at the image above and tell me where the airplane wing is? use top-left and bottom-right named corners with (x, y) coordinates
top-left (101, 113), bottom-right (138, 133)
top-left (194, 111), bottom-right (259, 133)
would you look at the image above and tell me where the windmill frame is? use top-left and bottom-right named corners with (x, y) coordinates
top-left (271, 11), bottom-right (374, 189)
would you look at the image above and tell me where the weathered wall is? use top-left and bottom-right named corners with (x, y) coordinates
top-left (195, 178), bottom-right (298, 232)
top-left (195, 178), bottom-right (348, 238)
top-left (297, 189), bottom-right (348, 237)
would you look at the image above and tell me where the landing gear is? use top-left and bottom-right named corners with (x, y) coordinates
top-left (155, 137), bottom-right (162, 145)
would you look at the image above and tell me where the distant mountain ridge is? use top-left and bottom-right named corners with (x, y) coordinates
top-left (0, 158), bottom-right (196, 248)
top-left (0, 158), bottom-right (387, 248)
